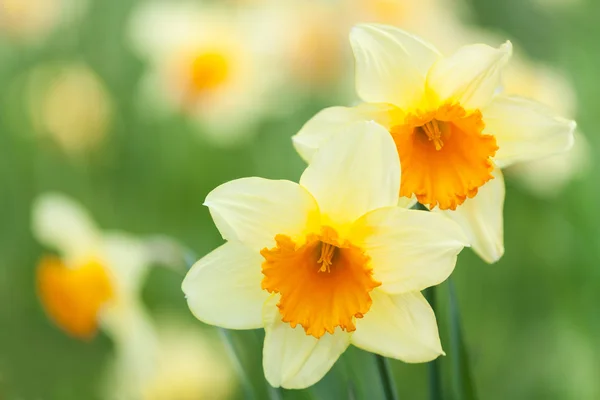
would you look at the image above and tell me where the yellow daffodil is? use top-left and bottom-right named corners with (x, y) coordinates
top-left (183, 122), bottom-right (468, 389)
top-left (293, 24), bottom-right (576, 263)
top-left (32, 193), bottom-right (160, 386)
top-left (28, 64), bottom-right (112, 156)
top-left (128, 1), bottom-right (283, 147)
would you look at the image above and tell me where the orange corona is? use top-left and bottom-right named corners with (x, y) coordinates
top-left (261, 227), bottom-right (380, 338)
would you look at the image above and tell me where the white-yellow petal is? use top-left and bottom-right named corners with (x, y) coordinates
top-left (485, 95), bottom-right (576, 168)
top-left (352, 290), bottom-right (444, 362)
top-left (31, 193), bottom-right (101, 264)
top-left (262, 296), bottom-right (350, 389)
top-left (435, 169), bottom-right (505, 263)
top-left (350, 23), bottom-right (441, 108)
top-left (299, 121), bottom-right (400, 228)
top-left (349, 207), bottom-right (468, 294)
top-left (292, 104), bottom-right (396, 163)
top-left (102, 233), bottom-right (151, 297)
top-left (204, 177), bottom-right (319, 250)
top-left (427, 42), bottom-right (512, 110)
top-left (182, 242), bottom-right (267, 329)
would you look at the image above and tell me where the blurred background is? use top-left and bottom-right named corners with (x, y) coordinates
top-left (0, 0), bottom-right (598, 399)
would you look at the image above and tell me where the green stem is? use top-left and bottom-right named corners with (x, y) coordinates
top-left (219, 329), bottom-right (256, 400)
top-left (448, 279), bottom-right (477, 400)
top-left (375, 354), bottom-right (398, 400)
top-left (425, 286), bottom-right (442, 400)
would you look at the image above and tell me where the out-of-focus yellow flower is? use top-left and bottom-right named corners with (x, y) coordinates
top-left (28, 64), bottom-right (112, 156)
top-left (0, 0), bottom-right (85, 42)
top-left (503, 59), bottom-right (589, 197)
top-left (183, 122), bottom-right (468, 389)
top-left (276, 2), bottom-right (348, 89)
top-left (293, 24), bottom-right (575, 263)
top-left (32, 193), bottom-right (160, 388)
top-left (128, 1), bottom-right (283, 147)
top-left (135, 316), bottom-right (235, 400)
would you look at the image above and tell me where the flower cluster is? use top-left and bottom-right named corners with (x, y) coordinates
top-left (182, 24), bottom-right (575, 389)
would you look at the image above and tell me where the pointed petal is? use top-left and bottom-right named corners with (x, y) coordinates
top-left (182, 242), bottom-right (268, 329)
top-left (299, 121), bottom-right (400, 228)
top-left (435, 169), bottom-right (505, 263)
top-left (352, 290), bottom-right (444, 362)
top-left (349, 207), bottom-right (468, 294)
top-left (31, 193), bottom-right (101, 263)
top-left (427, 42), bottom-right (512, 109)
top-left (204, 178), bottom-right (319, 250)
top-left (292, 103), bottom-right (396, 163)
top-left (484, 95), bottom-right (576, 168)
top-left (262, 296), bottom-right (350, 389)
top-left (350, 23), bottom-right (441, 107)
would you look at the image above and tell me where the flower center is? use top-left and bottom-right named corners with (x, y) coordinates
top-left (37, 255), bottom-right (114, 339)
top-left (390, 103), bottom-right (498, 210)
top-left (187, 52), bottom-right (229, 95)
top-left (260, 227), bottom-right (380, 338)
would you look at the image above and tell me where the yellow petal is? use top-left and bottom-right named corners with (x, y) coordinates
top-left (204, 178), bottom-right (319, 250)
top-left (31, 193), bottom-right (100, 263)
top-left (349, 207), bottom-right (468, 294)
top-left (351, 290), bottom-right (444, 362)
top-left (484, 95), bottom-right (576, 168)
top-left (434, 169), bottom-right (505, 263)
top-left (299, 121), bottom-right (400, 229)
top-left (182, 242), bottom-right (268, 329)
top-left (262, 295), bottom-right (351, 389)
top-left (427, 42), bottom-right (512, 110)
top-left (350, 23), bottom-right (441, 108)
top-left (292, 104), bottom-right (396, 163)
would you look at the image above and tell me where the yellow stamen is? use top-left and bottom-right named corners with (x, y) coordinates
top-left (317, 242), bottom-right (336, 272)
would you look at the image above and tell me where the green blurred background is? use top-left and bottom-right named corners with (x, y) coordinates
top-left (1, 0), bottom-right (598, 399)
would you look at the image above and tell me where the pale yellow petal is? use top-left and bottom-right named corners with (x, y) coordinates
top-left (262, 295), bottom-right (350, 389)
top-left (349, 207), bottom-right (468, 294)
top-left (484, 95), bottom-right (576, 168)
top-left (435, 169), bottom-right (505, 263)
top-left (31, 193), bottom-right (101, 263)
top-left (292, 103), bottom-right (396, 163)
top-left (204, 178), bottom-right (319, 250)
top-left (350, 23), bottom-right (441, 108)
top-left (102, 233), bottom-right (151, 297)
top-left (352, 290), bottom-right (444, 362)
top-left (299, 121), bottom-right (400, 229)
top-left (427, 42), bottom-right (512, 109)
top-left (182, 242), bottom-right (267, 329)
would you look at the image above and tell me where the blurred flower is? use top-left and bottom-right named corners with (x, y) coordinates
top-left (183, 122), bottom-right (468, 389)
top-left (128, 1), bottom-right (283, 147)
top-left (32, 193), bottom-right (159, 388)
top-left (0, 0), bottom-right (86, 42)
top-left (136, 316), bottom-right (235, 400)
top-left (274, 2), bottom-right (349, 91)
top-left (27, 63), bottom-right (112, 156)
top-left (293, 24), bottom-right (576, 263)
top-left (503, 59), bottom-right (589, 197)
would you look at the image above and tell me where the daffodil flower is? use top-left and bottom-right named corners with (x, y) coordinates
top-left (32, 194), bottom-right (159, 387)
top-left (292, 24), bottom-right (576, 263)
top-left (128, 1), bottom-right (283, 147)
top-left (183, 122), bottom-right (468, 389)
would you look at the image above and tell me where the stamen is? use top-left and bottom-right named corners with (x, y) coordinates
top-left (317, 242), bottom-right (336, 273)
top-left (421, 120), bottom-right (444, 150)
